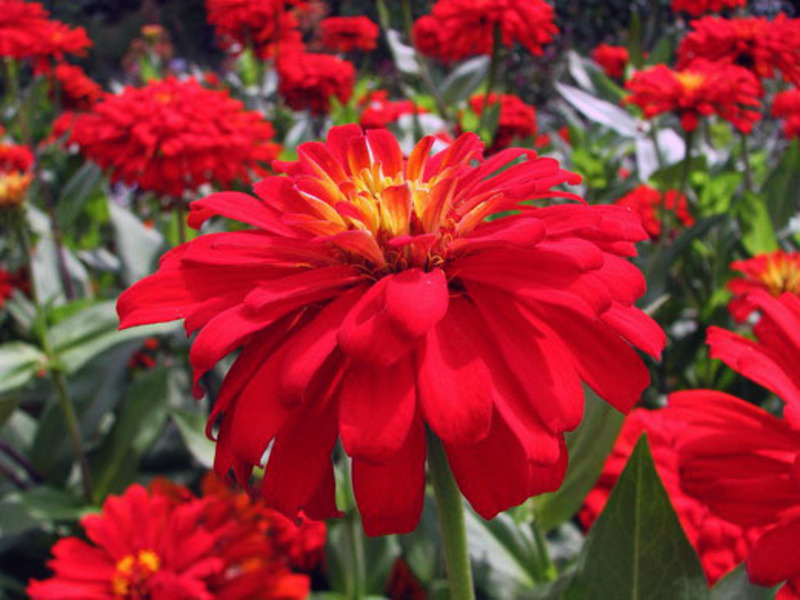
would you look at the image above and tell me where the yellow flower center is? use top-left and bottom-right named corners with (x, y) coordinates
top-left (111, 550), bottom-right (161, 600)
top-left (761, 255), bottom-right (800, 296)
top-left (0, 172), bottom-right (33, 209)
top-left (675, 72), bottom-right (706, 93)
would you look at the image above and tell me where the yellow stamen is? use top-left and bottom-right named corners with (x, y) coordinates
top-left (675, 72), bottom-right (706, 93)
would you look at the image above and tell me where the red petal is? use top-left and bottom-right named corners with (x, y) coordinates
top-left (384, 268), bottom-right (449, 338)
top-left (747, 518), bottom-right (800, 587)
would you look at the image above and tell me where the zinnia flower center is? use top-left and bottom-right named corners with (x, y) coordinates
top-left (111, 550), bottom-right (161, 600)
top-left (761, 255), bottom-right (800, 296)
top-left (675, 71), bottom-right (705, 93)
top-left (0, 172), bottom-right (33, 208)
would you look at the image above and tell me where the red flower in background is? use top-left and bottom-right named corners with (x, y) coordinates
top-left (277, 52), bottom-right (355, 114)
top-left (206, 0), bottom-right (303, 59)
top-left (50, 63), bottom-right (104, 112)
top-left (67, 77), bottom-right (280, 198)
top-left (625, 60), bottom-right (762, 132)
top-left (728, 251), bottom-right (800, 321)
top-left (0, 143), bottom-right (34, 209)
top-left (592, 44), bottom-right (629, 79)
top-left (580, 408), bottom-right (763, 585)
top-left (669, 390), bottom-right (800, 598)
top-left (413, 0), bottom-right (558, 62)
top-left (614, 185), bottom-right (694, 240)
top-left (118, 125), bottom-right (664, 535)
top-left (772, 89), bottom-right (800, 139)
top-left (468, 93), bottom-right (538, 152)
top-left (671, 0), bottom-right (746, 16)
top-left (359, 90), bottom-right (425, 130)
top-left (27, 479), bottom-right (317, 600)
top-left (677, 15), bottom-right (800, 85)
top-left (320, 16), bottom-right (379, 53)
top-left (0, 1), bottom-right (91, 66)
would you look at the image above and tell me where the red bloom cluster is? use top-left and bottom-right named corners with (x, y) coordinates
top-left (728, 251), bottom-right (800, 321)
top-left (671, 0), bottom-right (746, 16)
top-left (28, 476), bottom-right (322, 600)
top-left (468, 93), bottom-right (538, 152)
top-left (277, 52), bottom-right (355, 115)
top-left (205, 0), bottom-right (303, 59)
top-left (773, 89), bottom-right (800, 139)
top-left (118, 125), bottom-right (664, 535)
top-left (67, 77), bottom-right (280, 198)
top-left (592, 44), bottom-right (629, 79)
top-left (359, 90), bottom-right (424, 129)
top-left (0, 0), bottom-right (91, 66)
top-left (580, 408), bottom-right (762, 584)
top-left (320, 16), bottom-right (379, 53)
top-left (626, 59), bottom-right (762, 132)
top-left (413, 0), bottom-right (558, 62)
top-left (50, 63), bottom-right (104, 112)
top-left (677, 15), bottom-right (800, 85)
top-left (614, 185), bottom-right (694, 240)
top-left (0, 268), bottom-right (25, 308)
top-left (0, 143), bottom-right (34, 209)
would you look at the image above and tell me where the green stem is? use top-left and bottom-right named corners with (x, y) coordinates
top-left (479, 24), bottom-right (503, 142)
top-left (741, 132), bottom-right (754, 194)
top-left (15, 213), bottom-right (92, 502)
top-left (531, 519), bottom-right (557, 582)
top-left (176, 198), bottom-right (187, 245)
top-left (678, 127), bottom-right (695, 200)
top-left (342, 457), bottom-right (365, 600)
top-left (648, 122), bottom-right (666, 171)
top-left (427, 431), bottom-right (475, 600)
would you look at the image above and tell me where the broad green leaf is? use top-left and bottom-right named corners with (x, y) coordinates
top-left (385, 29), bottom-right (419, 75)
top-left (440, 57), bottom-right (489, 105)
top-left (565, 436), bottom-right (709, 600)
top-left (535, 388), bottom-right (625, 531)
top-left (90, 366), bottom-right (175, 501)
top-left (107, 199), bottom-right (164, 285)
top-left (0, 342), bottom-right (46, 395)
top-left (711, 566), bottom-right (776, 600)
top-left (555, 83), bottom-right (637, 137)
top-left (761, 140), bottom-right (800, 232)
top-left (737, 193), bottom-right (779, 256)
top-left (56, 162), bottom-right (103, 229)
top-left (171, 408), bottom-right (215, 469)
top-left (4, 486), bottom-right (91, 522)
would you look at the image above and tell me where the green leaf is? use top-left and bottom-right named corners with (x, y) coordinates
top-left (565, 435), bottom-right (709, 600)
top-left (535, 388), bottom-right (625, 531)
top-left (107, 199), bottom-right (165, 286)
top-left (55, 162), bottom-right (103, 230)
top-left (737, 192), bottom-right (779, 256)
top-left (555, 83), bottom-right (638, 137)
top-left (4, 486), bottom-right (91, 522)
top-left (761, 140), bottom-right (800, 232)
top-left (711, 565), bottom-right (776, 600)
top-left (0, 342), bottom-right (46, 395)
top-left (440, 57), bottom-right (490, 106)
top-left (171, 408), bottom-right (215, 469)
top-left (90, 367), bottom-right (175, 501)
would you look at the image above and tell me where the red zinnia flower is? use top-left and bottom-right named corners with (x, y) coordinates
top-left (117, 125), bottom-right (665, 535)
top-left (67, 77), bottom-right (280, 198)
top-left (772, 89), bottom-right (800, 139)
top-left (728, 251), bottom-right (800, 321)
top-left (669, 390), bottom-right (800, 597)
top-left (592, 44), bottom-right (629, 79)
top-left (320, 16), bottom-right (379, 53)
top-left (206, 0), bottom-right (304, 59)
top-left (671, 0), bottom-right (746, 16)
top-left (359, 91), bottom-right (425, 130)
top-left (0, 143), bottom-right (34, 209)
top-left (677, 15), bottom-right (800, 85)
top-left (277, 51), bottom-right (356, 115)
top-left (580, 408), bottom-right (763, 585)
top-left (412, 0), bottom-right (558, 62)
top-left (0, 1), bottom-right (91, 65)
top-left (625, 59), bottom-right (763, 132)
top-left (50, 63), bottom-right (104, 112)
top-left (468, 93), bottom-right (538, 153)
top-left (613, 185), bottom-right (694, 240)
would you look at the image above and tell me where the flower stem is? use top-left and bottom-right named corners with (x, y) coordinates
top-left (427, 431), bottom-right (475, 600)
top-left (15, 212), bottom-right (93, 502)
top-left (741, 132), bottom-right (754, 194)
top-left (479, 24), bottom-right (503, 143)
top-left (530, 519), bottom-right (557, 582)
top-left (176, 198), bottom-right (187, 245)
top-left (342, 457), bottom-right (365, 600)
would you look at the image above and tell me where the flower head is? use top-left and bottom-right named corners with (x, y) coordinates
top-left (320, 16), bottom-right (379, 53)
top-left (581, 408), bottom-right (763, 584)
top-left (50, 63), bottom-right (104, 112)
top-left (671, 0), bottom-right (746, 16)
top-left (67, 77), bottom-right (280, 198)
top-left (592, 44), bottom-right (629, 79)
top-left (625, 59), bottom-right (762, 132)
top-left (677, 15), bottom-right (800, 85)
top-left (413, 0), bottom-right (558, 62)
top-left (206, 0), bottom-right (303, 59)
top-left (118, 125), bottom-right (664, 535)
top-left (614, 185), bottom-right (694, 240)
top-left (358, 91), bottom-right (425, 130)
top-left (772, 89), bottom-right (800, 139)
top-left (468, 93), bottom-right (538, 153)
top-left (728, 251), bottom-right (800, 320)
top-left (0, 143), bottom-right (34, 209)
top-left (277, 51), bottom-right (355, 115)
